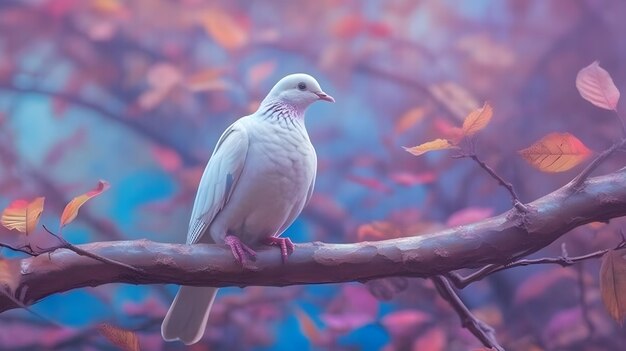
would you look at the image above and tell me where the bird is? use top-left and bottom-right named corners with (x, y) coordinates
top-left (161, 73), bottom-right (334, 345)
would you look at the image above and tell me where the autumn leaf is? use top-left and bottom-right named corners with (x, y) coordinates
top-left (576, 61), bottom-right (620, 111)
top-left (294, 307), bottom-right (322, 344)
top-left (185, 68), bottom-right (227, 92)
top-left (514, 268), bottom-right (579, 305)
top-left (151, 146), bottom-right (182, 172)
top-left (411, 327), bottom-right (446, 351)
top-left (199, 9), bottom-right (248, 50)
top-left (60, 180), bottom-right (110, 229)
top-left (331, 14), bottom-right (365, 39)
top-left (518, 132), bottom-right (592, 172)
top-left (600, 249), bottom-right (626, 324)
top-left (357, 221), bottom-right (402, 241)
top-left (404, 139), bottom-right (457, 157)
top-left (97, 324), bottom-right (140, 351)
top-left (462, 102), bottom-right (493, 136)
top-left (381, 310), bottom-right (431, 339)
top-left (389, 171), bottom-right (436, 186)
top-left (346, 175), bottom-right (391, 193)
top-left (91, 0), bottom-right (125, 15)
top-left (247, 61), bottom-right (276, 88)
top-left (394, 107), bottom-right (426, 134)
top-left (1, 197), bottom-right (45, 235)
top-left (446, 207), bottom-right (494, 227)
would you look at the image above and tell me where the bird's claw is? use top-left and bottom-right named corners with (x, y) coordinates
top-left (264, 237), bottom-right (295, 263)
top-left (225, 235), bottom-right (257, 267)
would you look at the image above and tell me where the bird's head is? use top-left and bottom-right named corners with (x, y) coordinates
top-left (262, 73), bottom-right (334, 113)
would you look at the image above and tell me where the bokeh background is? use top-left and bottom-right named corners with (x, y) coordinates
top-left (1, 0), bottom-right (626, 350)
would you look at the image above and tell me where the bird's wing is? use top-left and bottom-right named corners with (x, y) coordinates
top-left (186, 120), bottom-right (249, 244)
top-left (305, 148), bottom-right (317, 206)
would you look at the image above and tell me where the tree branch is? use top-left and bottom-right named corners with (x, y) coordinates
top-left (2, 168), bottom-right (626, 312)
top-left (432, 276), bottom-right (503, 350)
top-left (446, 240), bottom-right (626, 289)
top-left (454, 153), bottom-right (527, 211)
top-left (569, 138), bottom-right (626, 189)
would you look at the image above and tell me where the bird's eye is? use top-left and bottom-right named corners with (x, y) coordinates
top-left (297, 82), bottom-right (307, 91)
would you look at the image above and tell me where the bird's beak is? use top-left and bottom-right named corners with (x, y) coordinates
top-left (315, 91), bottom-right (335, 103)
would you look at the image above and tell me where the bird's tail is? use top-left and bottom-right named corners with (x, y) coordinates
top-left (161, 286), bottom-right (218, 345)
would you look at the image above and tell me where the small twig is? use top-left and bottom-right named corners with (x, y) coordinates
top-left (42, 226), bottom-right (144, 274)
top-left (432, 275), bottom-right (504, 351)
top-left (0, 288), bottom-right (61, 327)
top-left (0, 242), bottom-right (38, 256)
top-left (447, 240), bottom-right (626, 289)
top-left (453, 153), bottom-right (527, 212)
top-left (613, 109), bottom-right (626, 139)
top-left (576, 263), bottom-right (595, 338)
top-left (570, 138), bottom-right (626, 189)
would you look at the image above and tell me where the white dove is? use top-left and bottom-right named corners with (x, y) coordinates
top-left (161, 73), bottom-right (334, 345)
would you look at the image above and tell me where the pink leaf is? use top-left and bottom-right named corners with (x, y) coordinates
top-left (446, 207), bottom-right (494, 227)
top-left (381, 309), bottom-right (431, 340)
top-left (576, 61), bottom-right (620, 110)
top-left (389, 171), bottom-right (436, 187)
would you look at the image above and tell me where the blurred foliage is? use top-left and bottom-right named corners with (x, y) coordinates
top-left (1, 0), bottom-right (626, 350)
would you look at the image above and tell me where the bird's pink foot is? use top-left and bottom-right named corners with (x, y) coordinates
top-left (224, 235), bottom-right (257, 266)
top-left (264, 237), bottom-right (295, 263)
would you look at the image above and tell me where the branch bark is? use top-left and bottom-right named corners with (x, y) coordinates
top-left (3, 168), bottom-right (626, 313)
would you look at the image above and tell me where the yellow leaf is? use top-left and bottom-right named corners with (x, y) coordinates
top-left (97, 324), bottom-right (140, 351)
top-left (60, 180), bottom-right (110, 229)
top-left (404, 139), bottom-right (457, 157)
top-left (600, 250), bottom-right (626, 324)
top-left (518, 132), bottom-right (592, 173)
top-left (92, 0), bottom-right (125, 14)
top-left (294, 307), bottom-right (322, 344)
top-left (199, 9), bottom-right (248, 50)
top-left (462, 102), bottom-right (493, 136)
top-left (1, 197), bottom-right (45, 235)
top-left (576, 61), bottom-right (620, 111)
top-left (394, 107), bottom-right (426, 134)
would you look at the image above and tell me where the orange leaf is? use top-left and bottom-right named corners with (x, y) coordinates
top-left (247, 61), bottom-right (276, 88)
top-left (92, 0), bottom-right (125, 15)
top-left (576, 61), bottom-right (620, 110)
top-left (411, 327), bottom-right (446, 351)
top-left (185, 68), bottom-right (224, 92)
top-left (60, 180), bottom-right (110, 229)
top-left (331, 14), bottom-right (365, 39)
top-left (394, 107), bottom-right (426, 134)
top-left (518, 132), bottom-right (592, 173)
top-left (600, 250), bottom-right (626, 324)
top-left (97, 324), bottom-right (140, 351)
top-left (199, 9), bottom-right (248, 50)
top-left (404, 139), bottom-right (457, 157)
top-left (462, 102), bottom-right (493, 136)
top-left (295, 307), bottom-right (322, 344)
top-left (514, 268), bottom-right (578, 304)
top-left (1, 197), bottom-right (45, 235)
top-left (357, 221), bottom-right (402, 241)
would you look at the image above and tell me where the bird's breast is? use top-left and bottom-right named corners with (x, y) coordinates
top-left (208, 117), bottom-right (316, 243)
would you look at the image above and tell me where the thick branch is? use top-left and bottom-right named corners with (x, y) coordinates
top-left (3, 168), bottom-right (626, 312)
